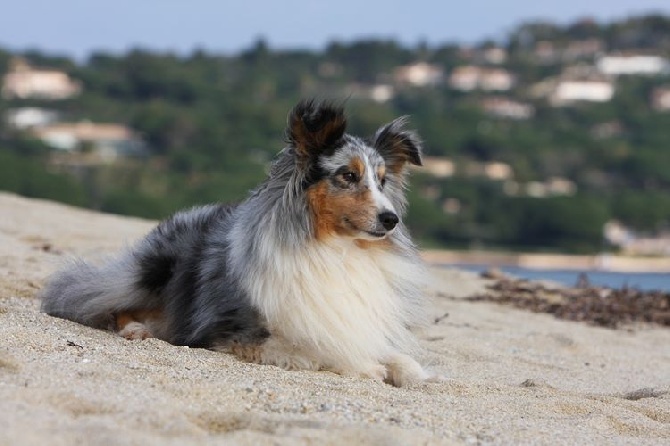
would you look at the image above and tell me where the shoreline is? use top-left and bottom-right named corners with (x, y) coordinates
top-left (422, 249), bottom-right (670, 273)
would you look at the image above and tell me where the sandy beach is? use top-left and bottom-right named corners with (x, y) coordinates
top-left (1, 191), bottom-right (668, 445)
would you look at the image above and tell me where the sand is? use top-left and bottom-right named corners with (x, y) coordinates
top-left (0, 191), bottom-right (668, 445)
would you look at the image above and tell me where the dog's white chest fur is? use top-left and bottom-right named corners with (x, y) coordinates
top-left (242, 239), bottom-right (427, 370)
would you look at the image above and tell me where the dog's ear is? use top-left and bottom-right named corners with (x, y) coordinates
top-left (286, 100), bottom-right (346, 160)
top-left (373, 117), bottom-right (423, 173)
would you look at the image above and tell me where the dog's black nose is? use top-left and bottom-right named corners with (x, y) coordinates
top-left (378, 211), bottom-right (399, 231)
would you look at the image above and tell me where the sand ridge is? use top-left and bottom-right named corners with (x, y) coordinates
top-left (0, 192), bottom-right (668, 445)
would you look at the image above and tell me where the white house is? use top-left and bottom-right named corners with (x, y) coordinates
top-left (449, 66), bottom-right (480, 91)
top-left (550, 78), bottom-right (614, 105)
top-left (480, 69), bottom-right (516, 91)
top-left (604, 221), bottom-right (670, 256)
top-left (34, 122), bottom-right (145, 162)
top-left (349, 83), bottom-right (395, 103)
top-left (531, 65), bottom-right (615, 106)
top-left (416, 156), bottom-right (455, 178)
top-left (545, 177), bottom-right (577, 196)
top-left (2, 58), bottom-right (81, 100)
top-left (603, 221), bottom-right (633, 246)
top-left (449, 66), bottom-right (515, 91)
top-left (6, 107), bottom-right (59, 129)
top-left (481, 47), bottom-right (507, 65)
top-left (393, 62), bottom-right (443, 87)
top-left (596, 53), bottom-right (669, 76)
top-left (652, 87), bottom-right (670, 111)
top-left (483, 162), bottom-right (513, 181)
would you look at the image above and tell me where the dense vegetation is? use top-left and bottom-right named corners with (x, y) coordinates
top-left (2, 15), bottom-right (670, 253)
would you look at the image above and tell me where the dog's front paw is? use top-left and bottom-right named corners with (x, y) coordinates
top-left (359, 363), bottom-right (388, 382)
top-left (333, 363), bottom-right (387, 382)
top-left (385, 354), bottom-right (440, 387)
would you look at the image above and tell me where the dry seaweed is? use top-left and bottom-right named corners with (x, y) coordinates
top-left (467, 271), bottom-right (670, 329)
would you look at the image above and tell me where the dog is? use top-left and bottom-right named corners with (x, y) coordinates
top-left (40, 100), bottom-right (439, 386)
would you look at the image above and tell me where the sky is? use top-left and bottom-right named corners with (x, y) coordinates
top-left (1, 0), bottom-right (669, 60)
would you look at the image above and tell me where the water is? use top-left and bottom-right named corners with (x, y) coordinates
top-left (453, 264), bottom-right (670, 292)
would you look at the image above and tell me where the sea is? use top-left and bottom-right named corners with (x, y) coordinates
top-left (452, 264), bottom-right (670, 292)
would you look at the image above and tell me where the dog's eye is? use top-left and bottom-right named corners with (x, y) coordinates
top-left (380, 177), bottom-right (386, 188)
top-left (342, 172), bottom-right (358, 183)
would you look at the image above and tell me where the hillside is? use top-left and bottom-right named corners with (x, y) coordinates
top-left (2, 14), bottom-right (670, 252)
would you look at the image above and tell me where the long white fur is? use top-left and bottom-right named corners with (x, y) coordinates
top-left (235, 236), bottom-right (429, 375)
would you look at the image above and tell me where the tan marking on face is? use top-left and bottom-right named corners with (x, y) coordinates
top-left (350, 156), bottom-right (365, 178)
top-left (306, 178), bottom-right (377, 240)
top-left (376, 165), bottom-right (386, 185)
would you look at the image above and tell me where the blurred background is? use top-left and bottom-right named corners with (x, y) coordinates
top-left (2, 1), bottom-right (670, 286)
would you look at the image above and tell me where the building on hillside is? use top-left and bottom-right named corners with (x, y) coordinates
top-left (651, 87), bottom-right (670, 111)
top-left (503, 178), bottom-right (576, 197)
top-left (449, 66), bottom-right (515, 91)
top-left (526, 181), bottom-right (549, 198)
top-left (604, 221), bottom-right (670, 256)
top-left (6, 107), bottom-right (59, 129)
top-left (483, 162), bottom-right (513, 181)
top-left (480, 69), bottom-right (516, 91)
top-left (466, 46), bottom-right (508, 65)
top-left (603, 221), bottom-right (631, 245)
top-left (551, 78), bottom-right (614, 105)
top-left (545, 177), bottom-right (577, 196)
top-left (481, 47), bottom-right (507, 65)
top-left (34, 122), bottom-right (146, 162)
top-left (480, 97), bottom-right (534, 120)
top-left (463, 161), bottom-right (514, 181)
top-left (449, 66), bottom-right (480, 91)
top-left (393, 62), bottom-right (444, 87)
top-left (2, 58), bottom-right (81, 100)
top-left (349, 83), bottom-right (395, 103)
top-left (596, 53), bottom-right (669, 76)
top-left (415, 156), bottom-right (455, 178)
top-left (531, 65), bottom-right (615, 106)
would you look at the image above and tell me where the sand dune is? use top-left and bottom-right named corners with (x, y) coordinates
top-left (0, 192), bottom-right (668, 445)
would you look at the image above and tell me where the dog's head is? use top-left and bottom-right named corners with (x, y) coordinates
top-left (286, 100), bottom-right (422, 241)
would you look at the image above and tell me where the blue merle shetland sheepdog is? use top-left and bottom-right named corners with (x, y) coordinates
top-left (40, 100), bottom-right (439, 386)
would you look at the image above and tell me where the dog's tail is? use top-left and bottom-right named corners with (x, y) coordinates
top-left (40, 253), bottom-right (151, 329)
